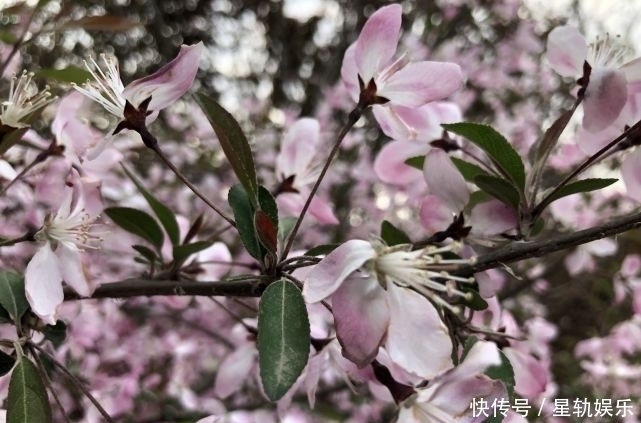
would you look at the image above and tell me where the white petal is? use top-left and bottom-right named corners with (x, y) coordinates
top-left (57, 244), bottom-right (93, 297)
top-left (546, 25), bottom-right (587, 77)
top-left (25, 244), bottom-right (63, 325)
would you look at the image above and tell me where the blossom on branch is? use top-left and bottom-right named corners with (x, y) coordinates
top-left (0, 70), bottom-right (52, 129)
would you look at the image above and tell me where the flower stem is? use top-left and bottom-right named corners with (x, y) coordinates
top-left (0, 231), bottom-right (35, 247)
top-left (279, 107), bottom-right (363, 261)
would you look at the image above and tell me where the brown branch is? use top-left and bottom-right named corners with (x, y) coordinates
top-left (62, 211), bottom-right (641, 301)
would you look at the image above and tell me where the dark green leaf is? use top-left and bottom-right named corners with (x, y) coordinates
top-left (443, 123), bottom-right (525, 192)
top-left (132, 245), bottom-right (159, 264)
top-left (42, 321), bottom-right (67, 348)
top-left (258, 280), bottom-right (310, 401)
top-left (197, 94), bottom-right (258, 204)
top-left (380, 221), bottom-right (411, 246)
top-left (0, 350), bottom-right (15, 377)
top-left (278, 217), bottom-right (297, 247)
top-left (7, 355), bottom-right (52, 423)
top-left (461, 288), bottom-right (488, 311)
top-left (534, 108), bottom-right (574, 164)
top-left (305, 244), bottom-right (340, 256)
top-left (172, 241), bottom-right (214, 264)
top-left (258, 186), bottom-right (278, 225)
top-left (228, 185), bottom-right (262, 260)
top-left (122, 166), bottom-right (180, 246)
top-left (104, 207), bottom-right (164, 252)
top-left (0, 272), bottom-right (28, 325)
top-left (450, 157), bottom-right (491, 182)
top-left (0, 305), bottom-right (12, 324)
top-left (544, 178), bottom-right (618, 204)
top-left (35, 67), bottom-right (92, 84)
top-left (474, 175), bottom-right (520, 210)
top-left (0, 127), bottom-right (28, 156)
top-left (405, 155), bottom-right (425, 170)
top-left (486, 350), bottom-right (516, 403)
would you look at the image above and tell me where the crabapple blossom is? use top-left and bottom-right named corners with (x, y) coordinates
top-left (0, 70), bottom-right (52, 129)
top-left (547, 25), bottom-right (641, 132)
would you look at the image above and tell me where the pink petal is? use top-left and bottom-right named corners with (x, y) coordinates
top-left (124, 42), bottom-right (203, 110)
top-left (583, 69), bottom-right (627, 132)
top-left (503, 348), bottom-right (548, 398)
top-left (308, 196), bottom-right (339, 225)
top-left (213, 344), bottom-right (257, 398)
top-left (379, 61), bottom-right (463, 107)
top-left (373, 140), bottom-right (427, 185)
top-left (276, 193), bottom-right (338, 225)
top-left (621, 149), bottom-right (641, 202)
top-left (470, 200), bottom-right (518, 235)
top-left (419, 194), bottom-right (456, 233)
top-left (198, 242), bottom-right (232, 280)
top-left (340, 43), bottom-right (360, 103)
top-left (575, 125), bottom-right (619, 156)
top-left (620, 56), bottom-right (641, 83)
top-left (354, 4), bottom-right (402, 84)
top-left (302, 240), bottom-right (376, 303)
top-left (276, 118), bottom-right (319, 179)
top-left (372, 103), bottom-right (444, 142)
top-left (424, 149), bottom-right (469, 212)
top-left (57, 244), bottom-right (93, 297)
top-left (385, 284), bottom-right (453, 379)
top-left (546, 25), bottom-right (587, 77)
top-left (25, 243), bottom-right (63, 325)
top-left (331, 275), bottom-right (389, 367)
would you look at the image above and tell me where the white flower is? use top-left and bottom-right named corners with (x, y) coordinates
top-left (1, 71), bottom-right (52, 128)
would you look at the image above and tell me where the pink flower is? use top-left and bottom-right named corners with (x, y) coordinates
top-left (303, 239), bottom-right (474, 378)
top-left (275, 118), bottom-right (338, 225)
top-left (25, 186), bottom-right (101, 324)
top-left (341, 4), bottom-right (463, 108)
top-left (73, 42), bottom-right (203, 158)
top-left (396, 340), bottom-right (505, 423)
top-left (546, 25), bottom-right (641, 132)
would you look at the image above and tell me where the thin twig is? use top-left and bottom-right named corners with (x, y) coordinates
top-left (26, 344), bottom-right (72, 423)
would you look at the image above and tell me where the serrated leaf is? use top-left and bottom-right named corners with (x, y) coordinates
top-left (35, 67), bottom-right (92, 84)
top-left (7, 355), bottom-right (52, 423)
top-left (42, 321), bottom-right (67, 349)
top-left (197, 94), bottom-right (258, 205)
top-left (258, 280), bottom-right (310, 401)
top-left (405, 155), bottom-right (425, 170)
top-left (0, 350), bottom-right (15, 377)
top-left (486, 350), bottom-right (516, 403)
top-left (443, 123), bottom-right (525, 192)
top-left (228, 185), bottom-right (262, 260)
top-left (544, 178), bottom-right (618, 204)
top-left (450, 157), bottom-right (491, 182)
top-left (474, 175), bottom-right (520, 210)
top-left (0, 272), bottom-right (28, 325)
top-left (104, 207), bottom-right (164, 252)
top-left (61, 15), bottom-right (140, 31)
top-left (380, 220), bottom-right (411, 246)
top-left (305, 244), bottom-right (340, 256)
top-left (121, 166), bottom-right (180, 246)
top-left (132, 244), bottom-right (159, 264)
top-left (172, 241), bottom-right (213, 264)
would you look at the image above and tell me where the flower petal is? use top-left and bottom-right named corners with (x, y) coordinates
top-left (308, 196), bottom-right (339, 225)
top-left (621, 148), bottom-right (641, 202)
top-left (583, 69), bottom-right (627, 132)
top-left (124, 42), bottom-right (203, 110)
top-left (385, 284), bottom-right (453, 379)
top-left (57, 244), bottom-right (93, 297)
top-left (25, 243), bottom-right (63, 325)
top-left (373, 140), bottom-right (427, 185)
top-left (354, 4), bottom-right (402, 84)
top-left (213, 344), bottom-right (257, 398)
top-left (470, 200), bottom-right (518, 235)
top-left (379, 61), bottom-right (463, 107)
top-left (303, 240), bottom-right (376, 303)
top-left (276, 118), bottom-right (319, 179)
top-left (331, 275), bottom-right (390, 367)
top-left (546, 25), bottom-right (587, 77)
top-left (340, 43), bottom-right (360, 103)
top-left (419, 194), bottom-right (456, 233)
top-left (424, 149), bottom-right (469, 211)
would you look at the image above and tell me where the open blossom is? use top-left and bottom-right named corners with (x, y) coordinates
top-left (73, 42), bottom-right (203, 157)
top-left (546, 25), bottom-right (641, 132)
top-left (340, 4), bottom-right (463, 108)
top-left (1, 70), bottom-right (52, 129)
top-left (25, 186), bottom-right (101, 324)
top-left (303, 238), bottom-right (474, 378)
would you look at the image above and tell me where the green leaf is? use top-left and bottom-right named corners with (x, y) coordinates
top-left (0, 272), bottom-right (29, 325)
top-left (380, 220), bottom-right (411, 246)
top-left (131, 244), bottom-right (159, 264)
top-left (256, 186), bottom-right (279, 253)
top-left (42, 321), bottom-right (67, 349)
top-left (278, 217), bottom-right (298, 248)
top-left (486, 350), bottom-right (516, 403)
top-left (443, 123), bottom-right (525, 192)
top-left (172, 241), bottom-right (213, 264)
top-left (461, 288), bottom-right (488, 311)
top-left (35, 67), bottom-right (92, 84)
top-left (7, 355), bottom-right (52, 423)
top-left (474, 175), bottom-right (520, 210)
top-left (122, 166), bottom-right (180, 246)
top-left (305, 244), bottom-right (340, 256)
top-left (405, 155), bottom-right (425, 170)
top-left (104, 207), bottom-right (164, 252)
top-left (258, 279), bottom-right (310, 401)
top-left (0, 350), bottom-right (16, 377)
top-left (197, 94), bottom-right (258, 205)
top-left (450, 157), bottom-right (491, 182)
top-left (543, 178), bottom-right (618, 204)
top-left (228, 185), bottom-right (262, 260)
